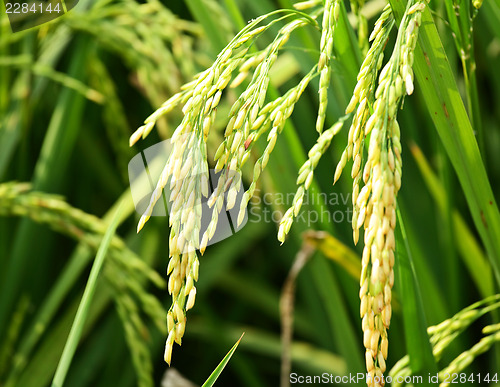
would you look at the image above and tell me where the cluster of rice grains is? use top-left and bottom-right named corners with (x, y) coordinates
top-left (130, 10), bottom-right (317, 364)
top-left (316, 0), bottom-right (340, 134)
top-left (337, 1), bottom-right (427, 384)
top-left (390, 295), bottom-right (500, 385)
top-left (130, 0), bottom-right (427, 379)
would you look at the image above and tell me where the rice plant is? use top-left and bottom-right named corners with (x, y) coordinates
top-left (1, 0), bottom-right (500, 386)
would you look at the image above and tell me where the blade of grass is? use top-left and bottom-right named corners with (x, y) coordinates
top-left (397, 197), bottom-right (449, 324)
top-left (395, 207), bottom-right (437, 374)
top-left (201, 333), bottom-right (244, 387)
top-left (436, 143), bottom-right (460, 312)
top-left (410, 142), bottom-right (493, 298)
top-left (51, 199), bottom-right (125, 387)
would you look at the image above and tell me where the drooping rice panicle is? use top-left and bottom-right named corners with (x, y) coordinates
top-left (337, 5), bottom-right (394, 246)
top-left (316, 0), bottom-right (341, 134)
top-left (353, 1), bottom-right (426, 384)
top-left (234, 68), bottom-right (318, 227)
top-left (390, 295), bottom-right (500, 386)
top-left (204, 18), bottom-right (309, 244)
top-left (330, 0), bottom-right (425, 384)
top-left (130, 10), bottom-right (318, 365)
top-left (131, 0), bottom-right (426, 373)
top-left (202, 17), bottom-right (319, 252)
top-left (133, 20), bottom-right (268, 364)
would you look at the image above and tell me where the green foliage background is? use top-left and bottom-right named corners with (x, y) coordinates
top-left (1, 0), bottom-right (500, 386)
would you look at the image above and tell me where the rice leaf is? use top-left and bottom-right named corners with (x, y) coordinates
top-left (51, 200), bottom-right (126, 387)
top-left (201, 333), bottom-right (244, 387)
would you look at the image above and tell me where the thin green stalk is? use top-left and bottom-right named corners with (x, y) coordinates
top-left (51, 200), bottom-right (125, 387)
top-left (396, 207), bottom-right (437, 374)
top-left (410, 142), bottom-right (493, 298)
